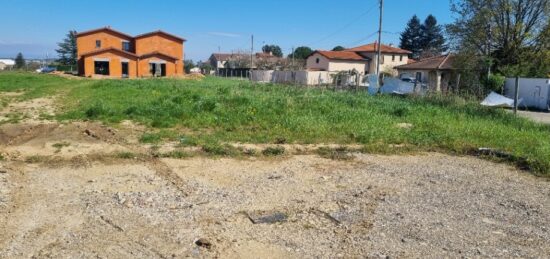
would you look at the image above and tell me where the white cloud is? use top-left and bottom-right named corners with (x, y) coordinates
top-left (207, 32), bottom-right (241, 38)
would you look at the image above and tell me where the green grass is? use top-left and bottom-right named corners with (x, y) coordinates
top-left (2, 72), bottom-right (550, 175)
top-left (0, 71), bottom-right (89, 100)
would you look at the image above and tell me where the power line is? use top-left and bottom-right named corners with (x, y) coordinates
top-left (346, 30), bottom-right (379, 47)
top-left (305, 2), bottom-right (379, 47)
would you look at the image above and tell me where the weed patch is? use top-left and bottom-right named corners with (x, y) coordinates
top-left (262, 146), bottom-right (285, 156)
top-left (317, 146), bottom-right (355, 160)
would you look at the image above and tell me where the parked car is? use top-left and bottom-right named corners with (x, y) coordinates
top-left (400, 76), bottom-right (417, 84)
top-left (36, 66), bottom-right (56, 73)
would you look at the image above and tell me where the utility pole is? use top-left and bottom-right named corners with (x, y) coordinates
top-left (291, 46), bottom-right (295, 68)
top-left (250, 34), bottom-right (254, 70)
top-left (486, 24), bottom-right (492, 78)
top-left (375, 0), bottom-right (384, 79)
top-left (513, 76), bottom-right (520, 114)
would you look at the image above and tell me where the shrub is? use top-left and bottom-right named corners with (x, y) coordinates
top-left (262, 146), bottom-right (285, 156)
top-left (485, 74), bottom-right (506, 93)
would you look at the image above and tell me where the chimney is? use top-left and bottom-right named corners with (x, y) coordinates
top-left (389, 43), bottom-right (394, 47)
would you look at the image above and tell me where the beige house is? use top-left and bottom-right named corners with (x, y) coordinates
top-left (306, 43), bottom-right (411, 75)
top-left (306, 51), bottom-right (370, 73)
top-left (395, 54), bottom-right (458, 92)
top-left (0, 59), bottom-right (15, 70)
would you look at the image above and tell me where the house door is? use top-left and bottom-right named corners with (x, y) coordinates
top-left (161, 64), bottom-right (166, 77)
top-left (121, 62), bottom-right (129, 78)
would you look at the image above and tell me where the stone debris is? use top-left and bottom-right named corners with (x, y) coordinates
top-left (247, 211), bottom-right (288, 224)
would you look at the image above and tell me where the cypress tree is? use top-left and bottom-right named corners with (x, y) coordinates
top-left (399, 15), bottom-right (423, 59)
top-left (420, 15), bottom-right (447, 58)
top-left (14, 52), bottom-right (25, 69)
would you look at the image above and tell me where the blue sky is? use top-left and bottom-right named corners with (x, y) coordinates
top-left (0, 0), bottom-right (454, 60)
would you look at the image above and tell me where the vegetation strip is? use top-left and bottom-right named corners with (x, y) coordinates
top-left (2, 72), bottom-right (550, 175)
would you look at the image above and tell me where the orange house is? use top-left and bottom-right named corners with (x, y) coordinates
top-left (76, 27), bottom-right (186, 78)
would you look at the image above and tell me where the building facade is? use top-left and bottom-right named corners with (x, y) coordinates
top-left (76, 27), bottom-right (186, 78)
top-left (306, 43), bottom-right (411, 75)
top-left (395, 54), bottom-right (458, 92)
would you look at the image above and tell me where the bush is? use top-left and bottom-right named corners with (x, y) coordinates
top-left (485, 74), bottom-right (506, 93)
top-left (262, 146), bottom-right (285, 156)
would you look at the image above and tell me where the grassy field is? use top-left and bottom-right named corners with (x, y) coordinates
top-left (1, 71), bottom-right (550, 175)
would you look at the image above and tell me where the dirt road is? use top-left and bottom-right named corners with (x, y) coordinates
top-left (0, 95), bottom-right (549, 258)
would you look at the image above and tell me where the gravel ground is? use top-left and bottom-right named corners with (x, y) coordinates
top-left (0, 153), bottom-right (548, 258)
top-left (514, 110), bottom-right (550, 124)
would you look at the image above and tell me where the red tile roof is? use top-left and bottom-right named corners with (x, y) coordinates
top-left (76, 27), bottom-right (134, 40)
top-left (346, 43), bottom-right (412, 54)
top-left (312, 50), bottom-right (369, 61)
top-left (210, 53), bottom-right (249, 61)
top-left (80, 47), bottom-right (138, 58)
top-left (395, 54), bottom-right (457, 70)
top-left (139, 51), bottom-right (179, 61)
top-left (134, 30), bottom-right (186, 42)
top-left (76, 27), bottom-right (186, 42)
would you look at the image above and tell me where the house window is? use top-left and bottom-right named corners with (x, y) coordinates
top-left (381, 55), bottom-right (385, 64)
top-left (400, 55), bottom-right (403, 61)
top-left (122, 41), bottom-right (130, 52)
top-left (95, 40), bottom-right (101, 49)
top-left (316, 58), bottom-right (320, 64)
top-left (392, 55), bottom-right (395, 61)
top-left (94, 61), bottom-right (109, 75)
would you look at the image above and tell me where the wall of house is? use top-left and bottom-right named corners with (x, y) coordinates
top-left (77, 31), bottom-right (134, 57)
top-left (361, 52), bottom-right (408, 75)
top-left (396, 69), bottom-right (430, 82)
top-left (328, 61), bottom-right (369, 73)
top-left (135, 34), bottom-right (184, 74)
top-left (306, 53), bottom-right (330, 71)
top-left (82, 51), bottom-right (137, 78)
top-left (137, 55), bottom-right (177, 77)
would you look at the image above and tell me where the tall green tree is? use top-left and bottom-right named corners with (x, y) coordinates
top-left (447, 0), bottom-right (550, 77)
top-left (420, 15), bottom-right (447, 57)
top-left (56, 30), bottom-right (77, 66)
top-left (288, 46), bottom-right (313, 60)
top-left (14, 52), bottom-right (25, 69)
top-left (261, 44), bottom-right (283, 57)
top-left (332, 46), bottom-right (345, 51)
top-left (399, 15), bottom-right (423, 59)
top-left (184, 60), bottom-right (196, 73)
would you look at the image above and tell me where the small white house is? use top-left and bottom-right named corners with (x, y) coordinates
top-left (306, 43), bottom-right (411, 75)
top-left (395, 54), bottom-right (458, 92)
top-left (0, 59), bottom-right (15, 70)
top-left (306, 51), bottom-right (370, 73)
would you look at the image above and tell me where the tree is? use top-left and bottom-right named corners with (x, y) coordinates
top-left (332, 46), bottom-right (345, 51)
top-left (261, 45), bottom-right (283, 57)
top-left (399, 15), bottom-right (423, 59)
top-left (184, 60), bottom-right (195, 73)
top-left (420, 15), bottom-right (447, 57)
top-left (288, 46), bottom-right (313, 60)
top-left (56, 30), bottom-right (77, 66)
top-left (447, 0), bottom-right (550, 77)
top-left (14, 52), bottom-right (25, 69)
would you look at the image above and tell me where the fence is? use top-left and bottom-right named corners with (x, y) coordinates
top-left (216, 68), bottom-right (251, 79)
top-left (250, 70), bottom-right (371, 89)
top-left (504, 77), bottom-right (550, 110)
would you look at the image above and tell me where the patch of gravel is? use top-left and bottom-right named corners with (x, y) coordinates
top-left (0, 153), bottom-right (549, 258)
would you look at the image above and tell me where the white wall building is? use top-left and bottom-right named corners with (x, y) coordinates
top-left (306, 43), bottom-right (411, 75)
top-left (0, 59), bottom-right (15, 70)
